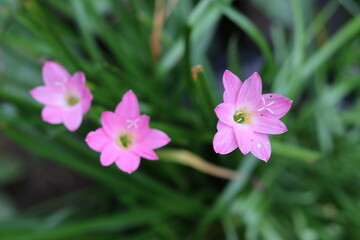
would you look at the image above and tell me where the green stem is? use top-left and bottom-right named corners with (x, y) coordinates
top-left (0, 209), bottom-right (163, 240)
top-left (192, 65), bottom-right (217, 126)
top-left (184, 24), bottom-right (193, 93)
top-left (195, 155), bottom-right (258, 236)
top-left (223, 6), bottom-right (274, 77)
top-left (291, 14), bottom-right (360, 98)
top-left (292, 0), bottom-right (305, 68)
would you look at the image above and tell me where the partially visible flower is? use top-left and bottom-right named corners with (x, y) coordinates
top-left (85, 90), bottom-right (171, 173)
top-left (213, 70), bottom-right (292, 162)
top-left (30, 61), bottom-right (93, 131)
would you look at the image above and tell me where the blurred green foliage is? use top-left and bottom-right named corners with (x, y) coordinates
top-left (1, 0), bottom-right (360, 239)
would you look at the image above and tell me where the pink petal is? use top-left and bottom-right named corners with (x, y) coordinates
top-left (213, 122), bottom-right (238, 154)
top-left (223, 70), bottom-right (242, 104)
top-left (100, 143), bottom-right (121, 166)
top-left (101, 111), bottom-right (123, 138)
top-left (251, 133), bottom-right (271, 162)
top-left (115, 90), bottom-right (140, 120)
top-left (115, 152), bottom-right (141, 173)
top-left (41, 106), bottom-right (63, 124)
top-left (67, 72), bottom-right (86, 93)
top-left (141, 129), bottom-right (171, 149)
top-left (42, 61), bottom-right (70, 87)
top-left (256, 94), bottom-right (292, 118)
top-left (233, 124), bottom-right (255, 155)
top-left (30, 86), bottom-right (65, 107)
top-left (216, 120), bottom-right (226, 131)
top-left (81, 88), bottom-right (93, 114)
top-left (129, 115), bottom-right (150, 140)
top-left (132, 143), bottom-right (159, 160)
top-left (214, 102), bottom-right (235, 127)
top-left (82, 87), bottom-right (93, 100)
top-left (85, 128), bottom-right (110, 152)
top-left (63, 105), bottom-right (83, 132)
top-left (236, 72), bottom-right (262, 110)
top-left (253, 114), bottom-right (288, 135)
top-left (72, 72), bottom-right (86, 85)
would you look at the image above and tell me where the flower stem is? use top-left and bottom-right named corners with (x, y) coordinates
top-left (158, 149), bottom-right (242, 180)
top-left (192, 65), bottom-right (217, 126)
top-left (150, 0), bottom-right (165, 62)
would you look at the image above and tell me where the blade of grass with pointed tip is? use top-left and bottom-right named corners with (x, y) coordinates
top-left (223, 6), bottom-right (274, 76)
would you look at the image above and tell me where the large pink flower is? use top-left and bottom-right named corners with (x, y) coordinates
top-left (30, 61), bottom-right (93, 132)
top-left (213, 70), bottom-right (292, 162)
top-left (85, 90), bottom-right (171, 173)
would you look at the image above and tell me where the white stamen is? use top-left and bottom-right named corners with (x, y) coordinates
top-left (266, 108), bottom-right (274, 114)
top-left (53, 81), bottom-right (66, 91)
top-left (258, 98), bottom-right (275, 114)
top-left (126, 118), bottom-right (139, 129)
top-left (267, 101), bottom-right (275, 107)
top-left (257, 143), bottom-right (262, 148)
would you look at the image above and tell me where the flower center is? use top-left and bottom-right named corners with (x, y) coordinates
top-left (116, 133), bottom-right (135, 149)
top-left (233, 108), bottom-right (255, 124)
top-left (67, 95), bottom-right (79, 106)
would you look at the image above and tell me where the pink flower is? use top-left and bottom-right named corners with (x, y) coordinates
top-left (213, 70), bottom-right (292, 162)
top-left (30, 61), bottom-right (93, 132)
top-left (85, 90), bottom-right (171, 173)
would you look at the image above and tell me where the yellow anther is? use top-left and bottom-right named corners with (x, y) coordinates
top-left (66, 95), bottom-right (79, 106)
top-left (117, 133), bottom-right (135, 149)
top-left (236, 118), bottom-right (243, 123)
top-left (233, 107), bottom-right (255, 125)
top-left (244, 116), bottom-right (254, 125)
top-left (117, 138), bottom-right (124, 148)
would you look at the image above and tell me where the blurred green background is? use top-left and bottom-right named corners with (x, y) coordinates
top-left (1, 0), bottom-right (360, 239)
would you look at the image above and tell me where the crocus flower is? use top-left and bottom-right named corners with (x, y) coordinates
top-left (30, 61), bottom-right (93, 131)
top-left (85, 90), bottom-right (171, 173)
top-left (213, 70), bottom-right (292, 162)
